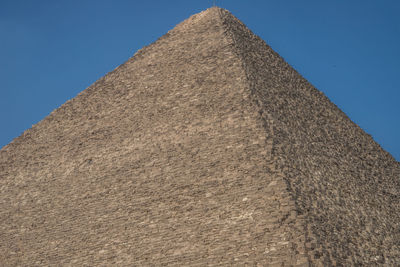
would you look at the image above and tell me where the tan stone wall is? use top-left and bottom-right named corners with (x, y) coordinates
top-left (1, 6), bottom-right (398, 266)
top-left (219, 8), bottom-right (400, 266)
top-left (1, 7), bottom-right (310, 266)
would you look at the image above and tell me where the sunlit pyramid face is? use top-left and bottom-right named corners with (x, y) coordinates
top-left (0, 6), bottom-right (399, 266)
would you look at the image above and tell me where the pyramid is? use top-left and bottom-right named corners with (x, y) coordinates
top-left (1, 7), bottom-right (399, 266)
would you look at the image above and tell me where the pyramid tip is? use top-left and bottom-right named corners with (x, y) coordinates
top-left (201, 6), bottom-right (230, 16)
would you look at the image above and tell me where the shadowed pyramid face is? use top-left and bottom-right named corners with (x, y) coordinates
top-left (0, 7), bottom-right (399, 266)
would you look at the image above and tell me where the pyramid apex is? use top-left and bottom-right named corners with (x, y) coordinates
top-left (1, 4), bottom-right (399, 266)
top-left (188, 6), bottom-right (224, 20)
top-left (169, 6), bottom-right (235, 34)
top-left (169, 6), bottom-right (222, 32)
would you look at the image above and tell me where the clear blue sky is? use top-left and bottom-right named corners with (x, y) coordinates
top-left (1, 0), bottom-right (399, 161)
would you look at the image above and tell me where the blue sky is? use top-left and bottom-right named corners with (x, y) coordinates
top-left (1, 0), bottom-right (399, 161)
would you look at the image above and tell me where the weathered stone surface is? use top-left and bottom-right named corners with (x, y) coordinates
top-left (0, 7), bottom-right (399, 266)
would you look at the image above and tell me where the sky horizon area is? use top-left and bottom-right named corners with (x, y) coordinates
top-left (1, 0), bottom-right (399, 161)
